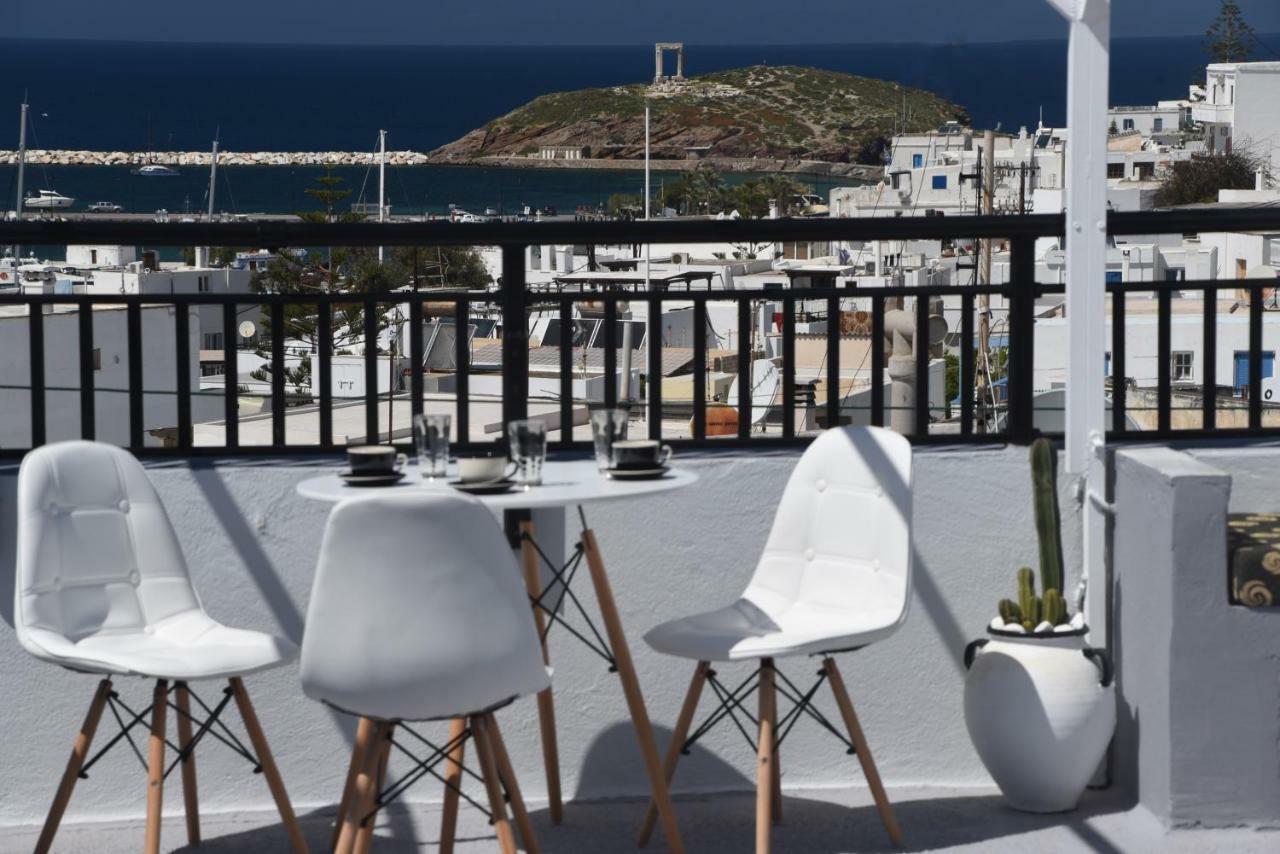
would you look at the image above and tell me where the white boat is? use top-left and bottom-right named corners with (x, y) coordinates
top-left (133, 164), bottom-right (179, 177)
top-left (24, 190), bottom-right (75, 209)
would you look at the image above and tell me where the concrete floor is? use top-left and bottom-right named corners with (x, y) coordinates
top-left (3, 787), bottom-right (1278, 854)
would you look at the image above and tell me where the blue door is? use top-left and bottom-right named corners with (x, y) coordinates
top-left (1233, 351), bottom-right (1275, 394)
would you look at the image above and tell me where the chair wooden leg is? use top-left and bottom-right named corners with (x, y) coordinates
top-left (354, 723), bottom-right (394, 854)
top-left (337, 720), bottom-right (387, 854)
top-left (486, 714), bottom-right (540, 854)
top-left (755, 661), bottom-right (776, 854)
top-left (174, 682), bottom-right (202, 846)
top-left (334, 717), bottom-right (377, 851)
top-left (582, 528), bottom-right (685, 854)
top-left (823, 657), bottom-right (903, 849)
top-left (770, 672), bottom-right (782, 826)
top-left (34, 678), bottom-right (112, 854)
top-left (229, 677), bottom-right (310, 854)
top-left (471, 715), bottom-right (518, 854)
top-left (145, 679), bottom-right (169, 854)
top-left (520, 518), bottom-right (564, 825)
top-left (638, 661), bottom-right (709, 847)
top-left (439, 717), bottom-right (467, 854)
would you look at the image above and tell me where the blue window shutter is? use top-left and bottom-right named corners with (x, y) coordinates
top-left (912, 154), bottom-right (923, 168)
top-left (932, 175), bottom-right (948, 190)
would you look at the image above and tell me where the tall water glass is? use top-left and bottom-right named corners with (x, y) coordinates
top-left (414, 413), bottom-right (451, 479)
top-left (507, 419), bottom-right (547, 488)
top-left (590, 408), bottom-right (629, 471)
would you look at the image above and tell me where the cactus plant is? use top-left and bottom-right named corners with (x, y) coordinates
top-left (990, 442), bottom-right (1074, 632)
top-left (1043, 589), bottom-right (1066, 626)
top-left (998, 599), bottom-right (1022, 624)
top-left (1030, 438), bottom-right (1065, 597)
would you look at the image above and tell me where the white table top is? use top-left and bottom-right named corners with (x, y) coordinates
top-left (295, 458), bottom-right (697, 509)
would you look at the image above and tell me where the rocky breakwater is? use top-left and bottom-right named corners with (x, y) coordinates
top-left (0, 150), bottom-right (435, 167)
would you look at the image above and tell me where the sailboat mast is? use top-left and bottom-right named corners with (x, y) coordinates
top-left (207, 139), bottom-right (219, 220)
top-left (13, 98), bottom-right (28, 264)
top-left (378, 129), bottom-right (386, 264)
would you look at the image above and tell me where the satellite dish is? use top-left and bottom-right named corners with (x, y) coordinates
top-left (238, 320), bottom-right (257, 339)
top-left (728, 359), bottom-right (781, 427)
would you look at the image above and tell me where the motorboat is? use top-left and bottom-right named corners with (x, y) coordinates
top-left (24, 190), bottom-right (75, 209)
top-left (133, 164), bottom-right (179, 177)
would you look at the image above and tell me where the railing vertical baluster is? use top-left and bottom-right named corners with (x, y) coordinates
top-left (454, 298), bottom-right (470, 445)
top-left (826, 294), bottom-right (840, 429)
top-left (364, 300), bottom-right (378, 444)
top-left (29, 306), bottom-right (45, 447)
top-left (1157, 289), bottom-right (1171, 433)
top-left (649, 291), bottom-right (663, 441)
top-left (79, 301), bottom-right (95, 441)
top-left (174, 305), bottom-right (192, 449)
top-left (318, 302), bottom-right (333, 447)
top-left (271, 302), bottom-right (286, 447)
top-left (1202, 286), bottom-right (1216, 431)
top-left (1250, 286), bottom-right (1263, 430)
top-left (604, 297), bottom-right (618, 411)
top-left (1112, 287), bottom-right (1126, 434)
top-left (501, 246), bottom-right (528, 430)
top-left (692, 299), bottom-right (707, 439)
top-left (960, 293), bottom-right (974, 435)
top-left (558, 296), bottom-right (573, 447)
top-left (222, 303), bottom-right (238, 448)
top-left (914, 293), bottom-right (930, 436)
top-left (871, 297), bottom-right (885, 428)
top-left (782, 296), bottom-right (795, 440)
top-left (1006, 236), bottom-right (1036, 443)
top-left (409, 296), bottom-right (424, 425)
top-left (737, 297), bottom-right (751, 438)
top-left (128, 303), bottom-right (144, 449)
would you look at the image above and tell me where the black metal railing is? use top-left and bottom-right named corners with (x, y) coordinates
top-left (1, 207), bottom-right (1279, 458)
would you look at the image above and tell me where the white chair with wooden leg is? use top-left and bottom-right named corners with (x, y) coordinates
top-left (14, 440), bottom-right (307, 854)
top-left (300, 491), bottom-right (550, 854)
top-left (641, 426), bottom-right (913, 853)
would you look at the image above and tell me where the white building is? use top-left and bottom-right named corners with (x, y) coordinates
top-left (0, 304), bottom-right (220, 447)
top-left (1193, 62), bottom-right (1280, 174)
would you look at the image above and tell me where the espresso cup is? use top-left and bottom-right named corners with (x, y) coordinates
top-left (457, 456), bottom-right (515, 483)
top-left (348, 445), bottom-right (408, 475)
top-left (611, 439), bottom-right (673, 470)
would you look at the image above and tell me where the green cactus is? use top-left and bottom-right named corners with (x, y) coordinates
top-left (1017, 567), bottom-right (1036, 619)
top-left (1043, 588), bottom-right (1066, 626)
top-left (1030, 438), bottom-right (1065, 597)
top-left (998, 599), bottom-right (1022, 624)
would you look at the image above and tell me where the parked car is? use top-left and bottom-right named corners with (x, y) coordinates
top-left (87, 201), bottom-right (123, 213)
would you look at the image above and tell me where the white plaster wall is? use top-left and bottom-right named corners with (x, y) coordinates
top-left (0, 444), bottom-right (1079, 830)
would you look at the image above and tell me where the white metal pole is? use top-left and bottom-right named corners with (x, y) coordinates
top-left (378, 129), bottom-right (387, 264)
top-left (624, 101), bottom-right (649, 406)
top-left (1045, 0), bottom-right (1111, 643)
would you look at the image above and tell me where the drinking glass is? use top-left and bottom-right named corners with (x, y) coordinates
top-left (590, 408), bottom-right (629, 471)
top-left (507, 419), bottom-right (547, 488)
top-left (414, 413), bottom-right (451, 479)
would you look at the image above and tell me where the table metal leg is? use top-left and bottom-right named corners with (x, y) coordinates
top-left (520, 518), bottom-right (564, 824)
top-left (581, 526), bottom-right (686, 854)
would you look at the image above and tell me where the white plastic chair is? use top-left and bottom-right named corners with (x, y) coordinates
top-left (642, 426), bottom-right (913, 853)
top-left (14, 440), bottom-right (305, 854)
top-left (301, 491), bottom-right (550, 854)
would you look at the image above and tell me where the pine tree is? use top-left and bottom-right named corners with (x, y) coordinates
top-left (1204, 1), bottom-right (1257, 64)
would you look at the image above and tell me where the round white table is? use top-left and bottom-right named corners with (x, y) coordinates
top-left (296, 458), bottom-right (696, 853)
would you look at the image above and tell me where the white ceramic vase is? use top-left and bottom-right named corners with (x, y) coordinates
top-left (963, 630), bottom-right (1115, 813)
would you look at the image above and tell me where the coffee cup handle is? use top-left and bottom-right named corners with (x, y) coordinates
top-left (504, 461), bottom-right (520, 481)
top-left (659, 444), bottom-right (673, 466)
top-left (396, 453), bottom-right (409, 471)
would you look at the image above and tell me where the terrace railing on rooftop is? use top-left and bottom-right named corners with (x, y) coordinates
top-left (3, 208), bottom-right (1280, 458)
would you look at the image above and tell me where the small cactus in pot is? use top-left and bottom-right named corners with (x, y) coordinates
top-left (990, 439), bottom-right (1081, 635)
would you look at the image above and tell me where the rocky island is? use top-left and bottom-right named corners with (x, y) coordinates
top-left (428, 64), bottom-right (969, 176)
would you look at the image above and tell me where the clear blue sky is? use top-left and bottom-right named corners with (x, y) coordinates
top-left (7, 0), bottom-right (1280, 45)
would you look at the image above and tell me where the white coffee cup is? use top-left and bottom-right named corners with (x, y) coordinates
top-left (457, 456), bottom-right (513, 483)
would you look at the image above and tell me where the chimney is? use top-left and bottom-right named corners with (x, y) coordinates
top-left (1257, 168), bottom-right (1266, 192)
top-left (768, 199), bottom-right (780, 220)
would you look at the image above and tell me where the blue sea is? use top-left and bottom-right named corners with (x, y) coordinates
top-left (0, 36), bottom-right (1265, 216)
